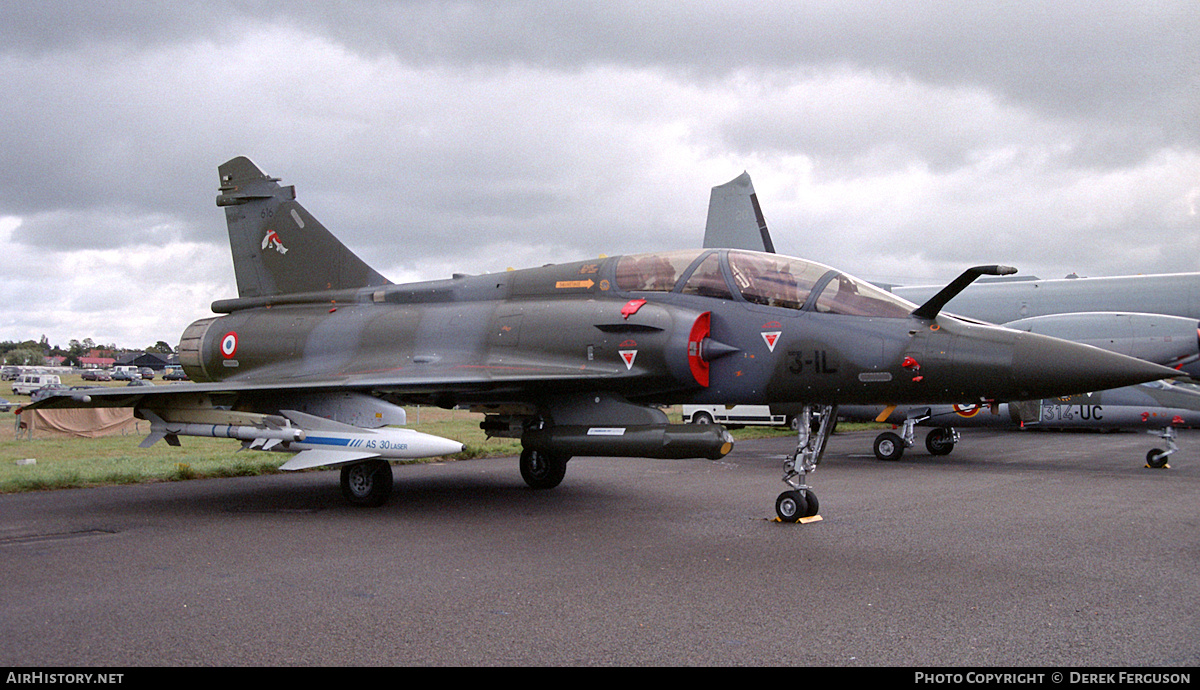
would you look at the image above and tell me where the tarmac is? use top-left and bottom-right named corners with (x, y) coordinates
top-left (1, 427), bottom-right (1197, 667)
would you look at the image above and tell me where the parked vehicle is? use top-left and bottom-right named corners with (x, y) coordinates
top-left (0, 398), bottom-right (11, 412)
top-left (81, 369), bottom-right (112, 381)
top-left (139, 367), bottom-right (155, 380)
top-left (682, 404), bottom-right (797, 429)
top-left (111, 366), bottom-right (139, 381)
top-left (12, 374), bottom-right (62, 396)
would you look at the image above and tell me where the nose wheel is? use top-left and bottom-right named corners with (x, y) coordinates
top-left (775, 488), bottom-right (819, 522)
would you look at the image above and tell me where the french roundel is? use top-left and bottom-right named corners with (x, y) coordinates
top-left (953, 403), bottom-right (981, 418)
top-left (220, 331), bottom-right (238, 358)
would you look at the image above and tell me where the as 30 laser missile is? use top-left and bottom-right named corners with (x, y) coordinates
top-left (138, 409), bottom-right (463, 471)
top-left (273, 410), bottom-right (463, 471)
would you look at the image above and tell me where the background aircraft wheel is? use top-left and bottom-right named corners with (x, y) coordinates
top-left (873, 432), bottom-right (904, 461)
top-left (340, 459), bottom-right (393, 507)
top-left (1146, 449), bottom-right (1169, 468)
top-left (925, 428), bottom-right (955, 456)
top-left (520, 448), bottom-right (568, 489)
top-left (691, 411), bottom-right (714, 425)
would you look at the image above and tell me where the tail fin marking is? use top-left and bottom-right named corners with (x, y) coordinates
top-left (216, 156), bottom-right (390, 298)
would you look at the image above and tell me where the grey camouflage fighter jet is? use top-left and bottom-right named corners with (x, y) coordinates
top-left (841, 378), bottom-right (1200, 467)
top-left (21, 158), bottom-right (1177, 521)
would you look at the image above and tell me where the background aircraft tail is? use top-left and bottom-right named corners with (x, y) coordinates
top-left (702, 171), bottom-right (775, 253)
top-left (215, 156), bottom-right (390, 298)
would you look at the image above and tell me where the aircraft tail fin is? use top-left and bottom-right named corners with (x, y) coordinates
top-left (215, 157), bottom-right (390, 298)
top-left (703, 172), bottom-right (775, 253)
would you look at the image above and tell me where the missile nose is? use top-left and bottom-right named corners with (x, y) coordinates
top-left (1012, 332), bottom-right (1179, 399)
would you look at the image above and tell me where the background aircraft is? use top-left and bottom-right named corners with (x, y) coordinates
top-left (891, 277), bottom-right (1200, 379)
top-left (840, 379), bottom-right (1200, 467)
top-left (22, 159), bottom-right (1174, 522)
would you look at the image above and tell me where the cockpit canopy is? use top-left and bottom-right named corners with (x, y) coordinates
top-left (614, 249), bottom-right (916, 318)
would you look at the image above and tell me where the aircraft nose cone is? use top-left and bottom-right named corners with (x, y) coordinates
top-left (1012, 332), bottom-right (1178, 399)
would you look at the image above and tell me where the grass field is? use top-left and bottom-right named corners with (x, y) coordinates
top-left (0, 373), bottom-right (855, 493)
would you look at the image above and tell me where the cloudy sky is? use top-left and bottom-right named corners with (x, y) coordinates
top-left (2, 1), bottom-right (1197, 350)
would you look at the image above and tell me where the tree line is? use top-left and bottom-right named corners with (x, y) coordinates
top-left (1, 337), bottom-right (175, 367)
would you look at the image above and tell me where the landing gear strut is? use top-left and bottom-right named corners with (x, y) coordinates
top-left (776, 404), bottom-right (834, 522)
top-left (872, 408), bottom-right (957, 460)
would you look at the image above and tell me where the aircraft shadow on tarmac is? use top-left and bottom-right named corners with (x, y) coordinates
top-left (90, 460), bottom-right (629, 520)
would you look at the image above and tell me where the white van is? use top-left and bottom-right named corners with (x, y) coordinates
top-left (12, 374), bottom-right (61, 396)
top-left (682, 404), bottom-right (796, 429)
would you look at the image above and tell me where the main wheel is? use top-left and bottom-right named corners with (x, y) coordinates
top-left (1146, 449), bottom-right (1170, 469)
top-left (925, 428), bottom-right (955, 456)
top-left (520, 448), bottom-right (569, 489)
top-left (340, 459), bottom-right (394, 507)
top-left (874, 432), bottom-right (905, 461)
top-left (775, 489), bottom-right (819, 522)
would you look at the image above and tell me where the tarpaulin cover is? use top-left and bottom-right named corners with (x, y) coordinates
top-left (17, 408), bottom-right (139, 438)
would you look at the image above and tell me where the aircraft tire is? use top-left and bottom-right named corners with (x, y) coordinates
top-left (925, 428), bottom-right (955, 456)
top-left (802, 490), bottom-right (819, 517)
top-left (775, 489), bottom-right (817, 522)
top-left (520, 448), bottom-right (568, 489)
top-left (340, 459), bottom-right (394, 507)
top-left (873, 432), bottom-right (904, 461)
top-left (1146, 449), bottom-right (1169, 469)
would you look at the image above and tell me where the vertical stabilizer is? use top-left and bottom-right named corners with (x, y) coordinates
top-left (215, 157), bottom-right (390, 298)
top-left (703, 172), bottom-right (775, 253)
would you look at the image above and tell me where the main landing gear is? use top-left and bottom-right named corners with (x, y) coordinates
top-left (340, 459), bottom-right (394, 507)
top-left (776, 404), bottom-right (835, 523)
top-left (520, 448), bottom-right (570, 489)
top-left (872, 410), bottom-right (958, 461)
top-left (1145, 426), bottom-right (1179, 469)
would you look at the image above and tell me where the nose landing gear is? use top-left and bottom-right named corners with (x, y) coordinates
top-left (776, 404), bottom-right (835, 523)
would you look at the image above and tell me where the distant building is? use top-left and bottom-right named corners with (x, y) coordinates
top-left (115, 352), bottom-right (171, 371)
top-left (79, 356), bottom-right (116, 369)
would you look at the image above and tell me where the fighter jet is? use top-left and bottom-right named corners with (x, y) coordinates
top-left (891, 276), bottom-right (1200, 380)
top-left (703, 172), bottom-right (1200, 370)
top-left (21, 158), bottom-right (1176, 522)
top-left (703, 172), bottom-right (1200, 470)
top-left (840, 378), bottom-right (1200, 468)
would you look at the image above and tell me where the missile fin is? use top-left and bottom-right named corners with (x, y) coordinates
top-left (139, 431), bottom-right (164, 449)
top-left (279, 449), bottom-right (381, 472)
top-left (280, 409), bottom-right (366, 433)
